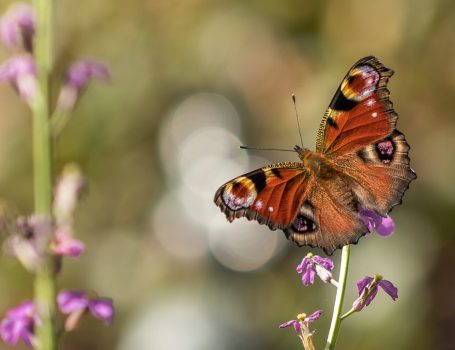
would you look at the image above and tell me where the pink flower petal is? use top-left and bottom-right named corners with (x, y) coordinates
top-left (88, 298), bottom-right (114, 325)
top-left (57, 290), bottom-right (89, 314)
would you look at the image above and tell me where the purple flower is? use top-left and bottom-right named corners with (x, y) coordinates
top-left (0, 300), bottom-right (37, 346)
top-left (57, 290), bottom-right (114, 331)
top-left (0, 54), bottom-right (37, 103)
top-left (89, 299), bottom-right (115, 323)
top-left (359, 208), bottom-right (395, 237)
top-left (56, 59), bottom-right (110, 112)
top-left (0, 3), bottom-right (35, 52)
top-left (353, 275), bottom-right (398, 311)
top-left (279, 319), bottom-right (302, 333)
top-left (51, 229), bottom-right (85, 258)
top-left (296, 253), bottom-right (334, 285)
top-left (279, 310), bottom-right (323, 334)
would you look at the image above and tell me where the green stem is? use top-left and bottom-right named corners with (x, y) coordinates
top-left (325, 245), bottom-right (351, 350)
top-left (340, 308), bottom-right (356, 321)
top-left (33, 0), bottom-right (56, 349)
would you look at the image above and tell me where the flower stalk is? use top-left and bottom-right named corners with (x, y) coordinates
top-left (32, 0), bottom-right (56, 348)
top-left (325, 244), bottom-right (350, 350)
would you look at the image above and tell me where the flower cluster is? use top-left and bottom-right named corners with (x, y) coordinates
top-left (0, 291), bottom-right (115, 347)
top-left (0, 165), bottom-right (115, 347)
top-left (279, 311), bottom-right (322, 350)
top-left (0, 4), bottom-right (114, 347)
top-left (0, 2), bottom-right (109, 111)
top-left (0, 164), bottom-right (116, 346)
top-left (296, 252), bottom-right (334, 286)
top-left (280, 209), bottom-right (399, 349)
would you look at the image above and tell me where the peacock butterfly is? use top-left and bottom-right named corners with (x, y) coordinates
top-left (214, 56), bottom-right (416, 255)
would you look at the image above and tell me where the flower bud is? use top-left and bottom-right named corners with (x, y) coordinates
top-left (0, 55), bottom-right (37, 104)
top-left (0, 3), bottom-right (35, 52)
top-left (56, 59), bottom-right (110, 112)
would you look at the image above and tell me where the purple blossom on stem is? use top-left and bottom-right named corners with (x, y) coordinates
top-left (57, 290), bottom-right (114, 331)
top-left (56, 59), bottom-right (110, 112)
top-left (0, 300), bottom-right (38, 346)
top-left (296, 253), bottom-right (334, 285)
top-left (51, 229), bottom-right (85, 258)
top-left (279, 319), bottom-right (302, 333)
top-left (353, 275), bottom-right (398, 311)
top-left (279, 310), bottom-right (322, 350)
top-left (0, 54), bottom-right (37, 103)
top-left (359, 208), bottom-right (395, 237)
top-left (0, 3), bottom-right (35, 52)
top-left (279, 310), bottom-right (322, 334)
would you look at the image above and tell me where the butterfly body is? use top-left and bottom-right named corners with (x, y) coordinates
top-left (297, 147), bottom-right (336, 179)
top-left (214, 56), bottom-right (416, 255)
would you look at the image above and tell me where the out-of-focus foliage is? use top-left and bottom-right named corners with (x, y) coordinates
top-left (0, 0), bottom-right (454, 349)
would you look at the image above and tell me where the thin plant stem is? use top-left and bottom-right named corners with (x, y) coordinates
top-left (340, 308), bottom-right (356, 321)
top-left (325, 245), bottom-right (351, 350)
top-left (32, 0), bottom-right (56, 349)
top-left (330, 279), bottom-right (339, 288)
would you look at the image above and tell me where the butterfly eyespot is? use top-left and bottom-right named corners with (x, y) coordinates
top-left (375, 139), bottom-right (395, 164)
top-left (342, 65), bottom-right (380, 102)
top-left (222, 179), bottom-right (257, 210)
top-left (292, 215), bottom-right (317, 233)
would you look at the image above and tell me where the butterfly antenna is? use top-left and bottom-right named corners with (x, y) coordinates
top-left (292, 94), bottom-right (304, 148)
top-left (240, 146), bottom-right (296, 153)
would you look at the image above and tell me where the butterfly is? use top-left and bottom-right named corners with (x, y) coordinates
top-left (214, 56), bottom-right (416, 255)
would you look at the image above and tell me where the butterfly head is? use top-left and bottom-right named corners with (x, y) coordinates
top-left (294, 145), bottom-right (310, 160)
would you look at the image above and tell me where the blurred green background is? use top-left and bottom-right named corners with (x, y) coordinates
top-left (0, 0), bottom-right (454, 349)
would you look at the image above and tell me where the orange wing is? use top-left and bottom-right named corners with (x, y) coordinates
top-left (317, 56), bottom-right (416, 216)
top-left (331, 130), bottom-right (416, 216)
top-left (214, 163), bottom-right (309, 229)
top-left (214, 163), bottom-right (368, 254)
top-left (316, 56), bottom-right (396, 155)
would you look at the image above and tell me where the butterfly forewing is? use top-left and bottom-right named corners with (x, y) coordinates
top-left (316, 56), bottom-right (396, 155)
top-left (214, 164), bottom-right (310, 230)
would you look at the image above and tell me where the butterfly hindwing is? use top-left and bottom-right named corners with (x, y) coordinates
top-left (332, 130), bottom-right (416, 216)
top-left (284, 174), bottom-right (367, 254)
top-left (316, 56), bottom-right (397, 155)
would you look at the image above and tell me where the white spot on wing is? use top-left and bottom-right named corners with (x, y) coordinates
top-left (372, 112), bottom-right (378, 118)
top-left (268, 207), bottom-right (273, 212)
